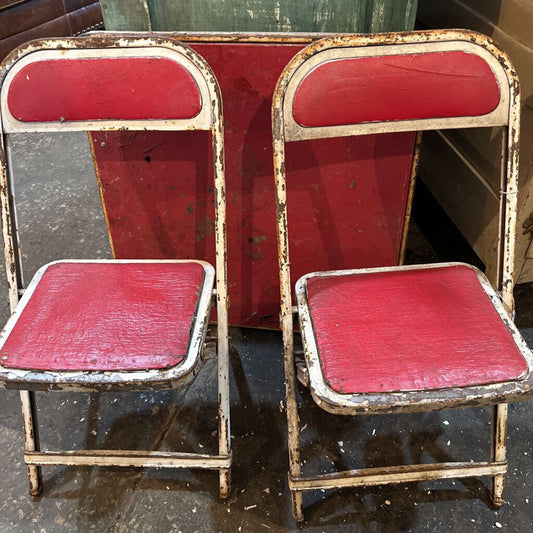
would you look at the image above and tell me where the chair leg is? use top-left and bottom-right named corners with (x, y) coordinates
top-left (219, 467), bottom-right (231, 500)
top-left (291, 489), bottom-right (304, 524)
top-left (287, 388), bottom-right (303, 522)
top-left (217, 325), bottom-right (231, 499)
top-left (284, 339), bottom-right (304, 522)
top-left (490, 403), bottom-right (508, 507)
top-left (20, 390), bottom-right (42, 496)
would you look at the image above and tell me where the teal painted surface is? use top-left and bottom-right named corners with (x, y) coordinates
top-left (101, 0), bottom-right (418, 32)
top-left (100, 0), bottom-right (151, 31)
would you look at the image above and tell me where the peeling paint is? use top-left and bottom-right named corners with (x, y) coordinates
top-left (271, 30), bottom-right (530, 523)
top-left (0, 34), bottom-right (232, 498)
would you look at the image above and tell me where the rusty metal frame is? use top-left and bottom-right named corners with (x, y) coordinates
top-left (398, 131), bottom-right (422, 265)
top-left (1, 47), bottom-right (213, 133)
top-left (86, 30), bottom-right (341, 44)
top-left (281, 40), bottom-right (510, 141)
top-left (0, 35), bottom-right (231, 498)
top-left (296, 263), bottom-right (533, 414)
top-left (272, 30), bottom-right (527, 521)
top-left (0, 259), bottom-right (215, 389)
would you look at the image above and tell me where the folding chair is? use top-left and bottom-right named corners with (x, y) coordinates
top-left (0, 35), bottom-right (231, 497)
top-left (272, 30), bottom-right (533, 521)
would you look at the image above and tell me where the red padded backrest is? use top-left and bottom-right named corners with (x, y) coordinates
top-left (6, 56), bottom-right (201, 123)
top-left (293, 51), bottom-right (501, 127)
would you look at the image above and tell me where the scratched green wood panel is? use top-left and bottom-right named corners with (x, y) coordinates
top-left (99, 0), bottom-right (150, 30)
top-left (101, 0), bottom-right (418, 32)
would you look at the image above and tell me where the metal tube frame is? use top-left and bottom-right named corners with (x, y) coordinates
top-left (20, 390), bottom-right (42, 496)
top-left (0, 35), bottom-right (231, 498)
top-left (272, 30), bottom-right (526, 522)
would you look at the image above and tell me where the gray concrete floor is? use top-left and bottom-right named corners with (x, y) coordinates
top-left (0, 133), bottom-right (532, 532)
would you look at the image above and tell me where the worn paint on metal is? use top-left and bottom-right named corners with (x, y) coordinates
top-left (0, 261), bottom-right (209, 371)
top-left (1, 45), bottom-right (214, 133)
top-left (297, 263), bottom-right (533, 412)
top-left (0, 35), bottom-right (232, 499)
top-left (7, 56), bottom-right (202, 123)
top-left (398, 131), bottom-right (421, 265)
top-left (20, 390), bottom-right (42, 496)
top-left (25, 449), bottom-right (232, 469)
top-left (491, 403), bottom-right (508, 506)
top-left (272, 30), bottom-right (527, 522)
top-left (304, 264), bottom-right (529, 393)
top-left (288, 461), bottom-right (508, 492)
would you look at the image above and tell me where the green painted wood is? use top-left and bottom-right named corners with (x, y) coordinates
top-left (100, 0), bottom-right (151, 31)
top-left (102, 0), bottom-right (418, 33)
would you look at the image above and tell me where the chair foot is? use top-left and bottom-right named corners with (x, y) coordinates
top-left (27, 465), bottom-right (42, 497)
top-left (291, 490), bottom-right (304, 523)
top-left (490, 474), bottom-right (505, 508)
top-left (219, 467), bottom-right (231, 499)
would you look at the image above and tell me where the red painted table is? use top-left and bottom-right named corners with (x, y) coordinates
top-left (90, 35), bottom-right (416, 328)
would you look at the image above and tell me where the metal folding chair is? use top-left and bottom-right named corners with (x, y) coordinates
top-left (272, 30), bottom-right (533, 522)
top-left (0, 35), bottom-right (231, 497)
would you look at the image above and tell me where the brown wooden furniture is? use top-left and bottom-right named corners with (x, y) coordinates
top-left (0, 0), bottom-right (103, 61)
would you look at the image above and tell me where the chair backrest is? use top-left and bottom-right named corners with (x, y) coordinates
top-left (272, 30), bottom-right (520, 340)
top-left (0, 35), bottom-right (226, 317)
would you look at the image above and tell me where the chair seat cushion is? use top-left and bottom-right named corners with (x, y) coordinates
top-left (0, 261), bottom-right (209, 372)
top-left (303, 264), bottom-right (529, 394)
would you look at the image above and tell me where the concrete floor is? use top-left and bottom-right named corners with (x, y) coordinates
top-left (0, 132), bottom-right (532, 532)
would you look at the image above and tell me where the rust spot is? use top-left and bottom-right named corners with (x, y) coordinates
top-left (196, 216), bottom-right (215, 242)
top-left (233, 76), bottom-right (259, 97)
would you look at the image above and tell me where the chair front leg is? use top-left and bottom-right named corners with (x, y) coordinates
top-left (490, 403), bottom-right (508, 507)
top-left (20, 390), bottom-right (42, 496)
top-left (217, 321), bottom-right (231, 499)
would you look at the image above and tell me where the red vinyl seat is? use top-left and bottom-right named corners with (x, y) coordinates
top-left (0, 261), bottom-right (208, 372)
top-left (302, 264), bottom-right (528, 395)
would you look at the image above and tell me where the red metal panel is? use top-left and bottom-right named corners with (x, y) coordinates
top-left (91, 42), bottom-right (416, 328)
top-left (306, 265), bottom-right (528, 394)
top-left (293, 52), bottom-right (500, 127)
top-left (0, 262), bottom-right (205, 371)
top-left (7, 57), bottom-right (201, 122)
